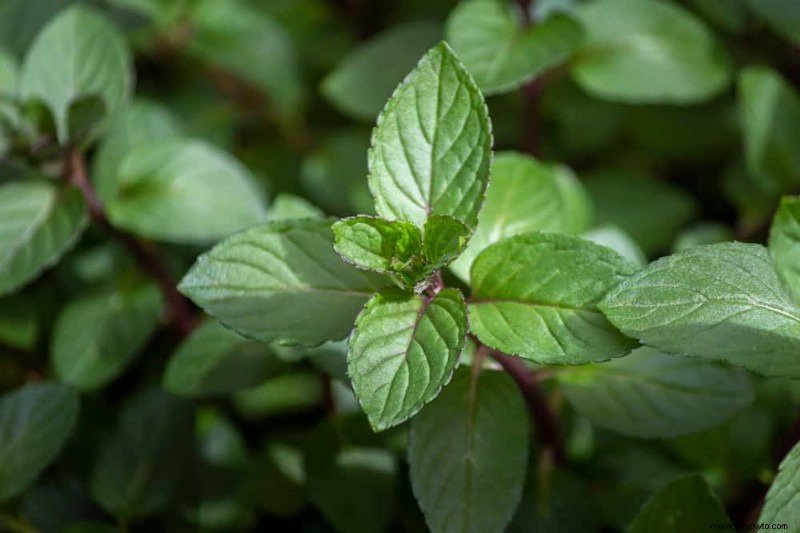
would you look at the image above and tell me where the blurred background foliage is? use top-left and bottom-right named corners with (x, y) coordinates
top-left (1, 0), bottom-right (800, 531)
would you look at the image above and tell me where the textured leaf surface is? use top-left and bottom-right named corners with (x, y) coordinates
top-left (348, 288), bottom-right (467, 431)
top-left (470, 232), bottom-right (637, 364)
top-left (770, 196), bottom-right (800, 304)
top-left (105, 139), bottom-right (266, 244)
top-left (409, 368), bottom-right (528, 533)
top-left (422, 215), bottom-right (471, 268)
top-left (739, 67), bottom-right (800, 192)
top-left (91, 389), bottom-right (193, 519)
top-left (0, 181), bottom-right (87, 296)
top-left (368, 42), bottom-right (492, 229)
top-left (333, 216), bottom-right (422, 274)
top-left (558, 347), bottom-right (753, 438)
top-left (163, 320), bottom-right (281, 398)
top-left (446, 1), bottom-right (583, 94)
top-left (451, 152), bottom-right (592, 281)
top-left (322, 22), bottom-right (442, 120)
top-left (179, 219), bottom-right (388, 346)
top-left (601, 242), bottom-right (800, 377)
top-left (0, 383), bottom-right (79, 502)
top-left (629, 475), bottom-right (733, 532)
top-left (19, 5), bottom-right (132, 142)
top-left (572, 0), bottom-right (729, 103)
top-left (52, 283), bottom-right (162, 390)
top-left (759, 440), bottom-right (800, 525)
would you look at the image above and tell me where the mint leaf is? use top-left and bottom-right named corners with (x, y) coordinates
top-left (91, 389), bottom-right (193, 519)
top-left (450, 152), bottom-right (592, 281)
top-left (571, 0), bottom-right (730, 103)
top-left (446, 1), bottom-right (583, 94)
top-left (422, 215), bottom-right (470, 268)
top-left (349, 288), bottom-right (467, 431)
top-left (739, 67), bottom-right (800, 193)
top-left (759, 440), bottom-right (800, 525)
top-left (0, 181), bottom-right (87, 296)
top-left (163, 320), bottom-right (282, 398)
top-left (470, 232), bottom-right (637, 364)
top-left (558, 347), bottom-right (753, 438)
top-left (322, 22), bottom-right (442, 121)
top-left (332, 216), bottom-right (422, 275)
top-left (179, 218), bottom-right (388, 346)
top-left (771, 196), bottom-right (800, 306)
top-left (0, 383), bottom-right (79, 502)
top-left (19, 5), bottom-right (132, 142)
top-left (601, 242), bottom-right (800, 377)
top-left (409, 368), bottom-right (528, 533)
top-left (52, 282), bottom-right (163, 391)
top-left (105, 139), bottom-right (266, 244)
top-left (267, 193), bottom-right (324, 221)
top-left (92, 99), bottom-right (184, 203)
top-left (629, 475), bottom-right (733, 532)
top-left (368, 42), bottom-right (492, 229)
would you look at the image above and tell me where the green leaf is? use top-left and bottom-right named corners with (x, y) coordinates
top-left (629, 474), bottom-right (733, 532)
top-left (322, 22), bottom-right (442, 120)
top-left (470, 232), bottom-right (637, 364)
top-left (368, 42), bottom-right (492, 230)
top-left (19, 5), bottom-right (132, 142)
top-left (306, 420), bottom-right (397, 533)
top-left (759, 440), bottom-right (800, 525)
top-left (586, 172), bottom-right (697, 255)
top-left (105, 139), bottom-right (266, 244)
top-left (450, 152), bottom-right (592, 281)
top-left (571, 0), bottom-right (730, 103)
top-left (92, 99), bottom-right (184, 203)
top-left (584, 225), bottom-right (647, 268)
top-left (600, 242), bottom-right (800, 378)
top-left (0, 296), bottom-right (38, 350)
top-left (349, 288), bottom-right (466, 431)
top-left (745, 0), bottom-right (800, 45)
top-left (558, 347), bottom-right (754, 438)
top-left (422, 215), bottom-right (470, 268)
top-left (333, 216), bottom-right (422, 275)
top-left (188, 0), bottom-right (304, 117)
top-left (673, 222), bottom-right (734, 252)
top-left (179, 218), bottom-right (388, 346)
top-left (52, 282), bottom-right (162, 390)
top-left (0, 383), bottom-right (79, 502)
top-left (508, 469), bottom-right (600, 533)
top-left (0, 181), bottom-right (88, 296)
top-left (739, 67), bottom-right (800, 193)
top-left (163, 320), bottom-right (282, 398)
top-left (91, 389), bottom-right (194, 519)
top-left (446, 1), bottom-right (583, 94)
top-left (242, 442), bottom-right (306, 516)
top-left (267, 193), bottom-right (325, 221)
top-left (770, 196), bottom-right (800, 304)
top-left (409, 367), bottom-right (528, 533)
top-left (0, 0), bottom-right (74, 57)
top-left (233, 373), bottom-right (323, 419)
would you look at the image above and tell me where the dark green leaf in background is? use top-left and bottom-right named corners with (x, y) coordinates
top-left (745, 0), bottom-right (800, 45)
top-left (0, 383), bottom-right (79, 502)
top-left (52, 282), bottom-right (162, 390)
top-left (770, 196), bottom-right (800, 304)
top-left (409, 368), bottom-right (528, 533)
top-left (91, 389), bottom-right (194, 519)
top-left (759, 440), bottom-right (800, 525)
top-left (446, 0), bottom-right (583, 94)
top-left (19, 5), bottom-right (132, 142)
top-left (0, 181), bottom-right (87, 296)
top-left (558, 347), bottom-right (754, 438)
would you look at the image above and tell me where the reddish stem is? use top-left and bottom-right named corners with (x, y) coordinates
top-left (67, 150), bottom-right (198, 337)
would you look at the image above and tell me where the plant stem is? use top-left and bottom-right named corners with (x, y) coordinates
top-left (66, 150), bottom-right (198, 337)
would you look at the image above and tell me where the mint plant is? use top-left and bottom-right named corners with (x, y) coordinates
top-left (2, 0), bottom-right (800, 531)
